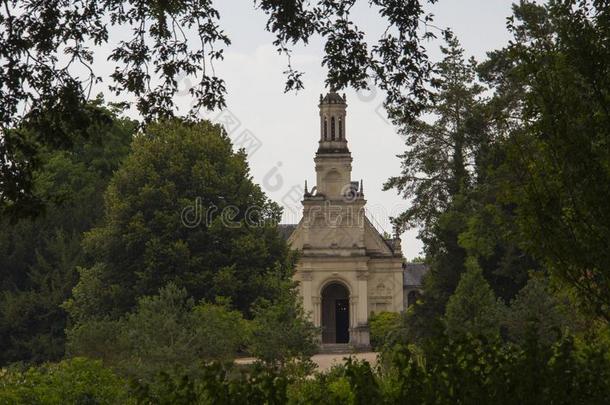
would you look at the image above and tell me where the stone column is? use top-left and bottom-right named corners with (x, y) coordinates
top-left (356, 272), bottom-right (369, 324)
top-left (312, 296), bottom-right (321, 327)
top-left (349, 297), bottom-right (358, 328)
top-left (394, 271), bottom-right (404, 310)
top-left (301, 272), bottom-right (313, 321)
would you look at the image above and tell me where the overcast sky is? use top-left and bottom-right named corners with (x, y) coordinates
top-left (196, 1), bottom-right (518, 259)
top-left (95, 1), bottom-right (520, 259)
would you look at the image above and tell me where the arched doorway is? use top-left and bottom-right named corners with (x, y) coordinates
top-left (321, 282), bottom-right (350, 343)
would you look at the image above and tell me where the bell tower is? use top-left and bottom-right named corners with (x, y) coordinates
top-left (287, 89), bottom-right (406, 351)
top-left (300, 89), bottom-right (365, 252)
top-left (315, 90), bottom-right (355, 200)
top-left (318, 91), bottom-right (348, 151)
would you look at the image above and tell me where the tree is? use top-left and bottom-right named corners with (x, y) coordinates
top-left (384, 35), bottom-right (487, 338)
top-left (65, 119), bottom-right (294, 321)
top-left (479, 0), bottom-right (610, 320)
top-left (0, 0), bottom-right (444, 216)
top-left (385, 33), bottom-right (484, 236)
top-left (444, 259), bottom-right (504, 340)
top-left (248, 281), bottom-right (318, 368)
top-left (386, 35), bottom-right (543, 344)
top-left (457, 200), bottom-right (537, 303)
top-left (0, 99), bottom-right (135, 365)
top-left (67, 283), bottom-right (248, 380)
top-left (503, 275), bottom-right (573, 346)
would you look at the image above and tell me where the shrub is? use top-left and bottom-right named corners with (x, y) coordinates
top-left (287, 359), bottom-right (381, 405)
top-left (382, 334), bottom-right (610, 404)
top-left (68, 283), bottom-right (248, 380)
top-left (369, 311), bottom-right (401, 350)
top-left (248, 284), bottom-right (318, 368)
top-left (131, 362), bottom-right (289, 405)
top-left (0, 357), bottom-right (129, 404)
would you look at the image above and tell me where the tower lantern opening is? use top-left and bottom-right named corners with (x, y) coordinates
top-left (318, 90), bottom-right (348, 153)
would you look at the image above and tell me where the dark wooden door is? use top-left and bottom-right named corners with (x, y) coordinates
top-left (335, 299), bottom-right (349, 343)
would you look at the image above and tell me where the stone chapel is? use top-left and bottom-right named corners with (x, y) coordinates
top-left (282, 90), bottom-right (406, 349)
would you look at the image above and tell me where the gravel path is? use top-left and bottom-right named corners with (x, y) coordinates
top-left (311, 352), bottom-right (378, 372)
top-left (235, 352), bottom-right (378, 373)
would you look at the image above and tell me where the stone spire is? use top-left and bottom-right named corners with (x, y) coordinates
top-left (313, 90), bottom-right (353, 200)
top-left (318, 89), bottom-right (348, 153)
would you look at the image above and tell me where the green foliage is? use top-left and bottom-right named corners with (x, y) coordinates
top-left (479, 0), bottom-right (610, 319)
top-left (503, 275), bottom-right (573, 346)
top-left (369, 311), bottom-right (401, 350)
top-left (68, 283), bottom-right (248, 380)
top-left (193, 299), bottom-right (250, 363)
top-left (0, 357), bottom-right (130, 404)
top-left (1, 1), bottom-right (441, 216)
top-left (0, 100), bottom-right (135, 365)
top-left (379, 334), bottom-right (610, 404)
top-left (248, 282), bottom-right (318, 368)
top-left (384, 35), bottom-right (507, 342)
top-left (287, 359), bottom-right (381, 405)
top-left (384, 34), bottom-right (484, 233)
top-left (385, 33), bottom-right (542, 343)
top-left (457, 202), bottom-right (535, 303)
top-left (131, 362), bottom-right (290, 405)
top-left (444, 259), bottom-right (504, 340)
top-left (288, 334), bottom-right (610, 404)
top-left (3, 334), bottom-right (610, 404)
top-left (65, 119), bottom-right (294, 321)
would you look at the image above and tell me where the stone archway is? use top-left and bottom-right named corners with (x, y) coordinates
top-left (321, 282), bottom-right (350, 343)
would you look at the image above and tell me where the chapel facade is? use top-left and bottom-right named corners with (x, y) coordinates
top-left (285, 91), bottom-right (405, 349)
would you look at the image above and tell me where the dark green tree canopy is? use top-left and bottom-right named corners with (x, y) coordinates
top-left (480, 0), bottom-right (610, 320)
top-left (67, 283), bottom-right (250, 379)
top-left (65, 119), bottom-right (294, 321)
top-left (0, 98), bottom-right (136, 365)
top-left (382, 36), bottom-right (492, 339)
top-left (384, 34), bottom-right (485, 236)
top-left (444, 259), bottom-right (504, 341)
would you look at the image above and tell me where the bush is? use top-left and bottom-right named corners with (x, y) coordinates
top-left (381, 334), bottom-right (610, 404)
top-left (131, 362), bottom-right (290, 405)
top-left (5, 334), bottom-right (608, 404)
top-left (287, 358), bottom-right (381, 405)
top-left (69, 282), bottom-right (319, 380)
top-left (67, 283), bottom-right (248, 380)
top-left (0, 357), bottom-right (129, 404)
top-left (369, 311), bottom-right (401, 350)
top-left (248, 284), bottom-right (318, 369)
top-left (503, 275), bottom-right (572, 346)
